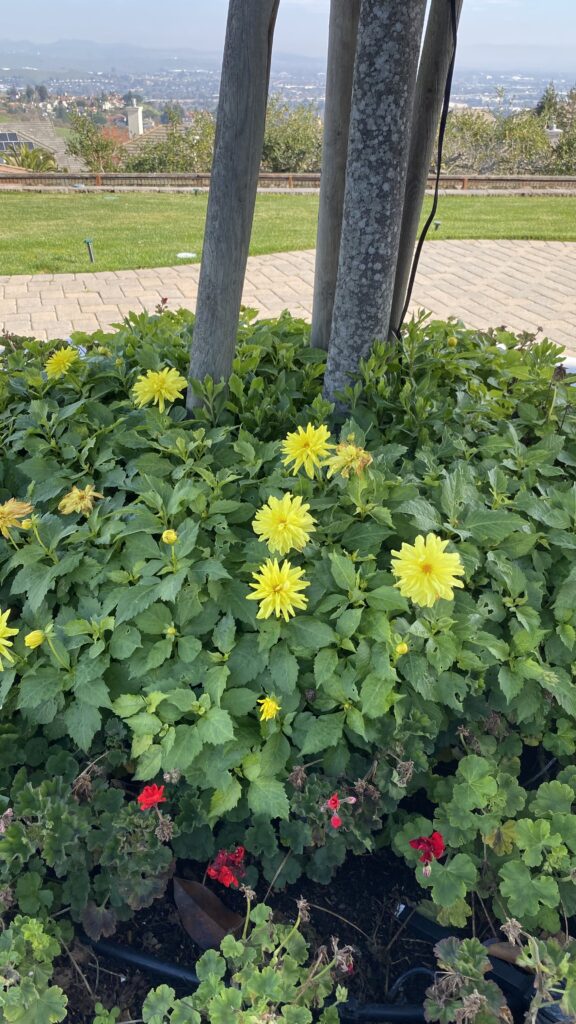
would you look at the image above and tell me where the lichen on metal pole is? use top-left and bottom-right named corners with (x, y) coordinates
top-left (186, 0), bottom-right (280, 412)
top-left (323, 0), bottom-right (427, 404)
top-left (310, 0), bottom-right (360, 351)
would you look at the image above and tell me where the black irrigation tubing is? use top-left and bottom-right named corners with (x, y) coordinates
top-left (88, 937), bottom-right (426, 1022)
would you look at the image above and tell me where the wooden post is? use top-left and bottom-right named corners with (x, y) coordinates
top-left (187, 0), bottom-right (280, 411)
top-left (323, 0), bottom-right (427, 403)
top-left (389, 0), bottom-right (463, 336)
top-left (310, 0), bottom-right (360, 351)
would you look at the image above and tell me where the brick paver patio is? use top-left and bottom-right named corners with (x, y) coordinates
top-left (1, 240), bottom-right (574, 355)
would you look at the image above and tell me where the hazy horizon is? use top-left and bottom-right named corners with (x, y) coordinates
top-left (0, 0), bottom-right (575, 75)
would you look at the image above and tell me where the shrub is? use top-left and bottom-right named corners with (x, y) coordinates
top-left (0, 312), bottom-right (575, 941)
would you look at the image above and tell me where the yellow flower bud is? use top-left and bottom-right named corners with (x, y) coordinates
top-left (395, 642), bottom-right (409, 656)
top-left (162, 529), bottom-right (178, 545)
top-left (165, 625), bottom-right (177, 638)
top-left (447, 336), bottom-right (458, 348)
top-left (25, 630), bottom-right (46, 650)
top-left (20, 519), bottom-right (34, 530)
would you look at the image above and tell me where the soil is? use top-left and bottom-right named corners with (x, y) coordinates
top-left (56, 846), bottom-right (438, 1023)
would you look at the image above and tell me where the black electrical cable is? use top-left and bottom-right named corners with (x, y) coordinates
top-left (89, 938), bottom-right (426, 1022)
top-left (387, 966), bottom-right (436, 1002)
top-left (397, 0), bottom-right (459, 332)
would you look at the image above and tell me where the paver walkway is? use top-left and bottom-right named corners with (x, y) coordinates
top-left (1, 240), bottom-right (575, 355)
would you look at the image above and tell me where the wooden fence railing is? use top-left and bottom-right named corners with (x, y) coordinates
top-left (1, 171), bottom-right (576, 190)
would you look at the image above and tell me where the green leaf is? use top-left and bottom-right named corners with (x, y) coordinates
top-left (63, 700), bottom-right (101, 750)
top-left (269, 642), bottom-right (299, 692)
top-left (531, 781), bottom-right (575, 816)
top-left (460, 508), bottom-right (527, 543)
top-left (329, 552), bottom-right (356, 591)
top-left (287, 616), bottom-right (338, 650)
top-left (133, 743), bottom-right (163, 781)
top-left (360, 671), bottom-right (397, 718)
top-left (196, 707), bottom-right (235, 746)
top-left (178, 635), bottom-right (202, 663)
top-left (498, 665), bottom-right (525, 702)
top-left (454, 755), bottom-right (498, 810)
top-left (248, 777), bottom-right (289, 819)
top-left (109, 624), bottom-right (142, 660)
top-left (162, 724), bottom-right (203, 772)
top-left (114, 581), bottom-right (163, 625)
top-left (499, 861), bottom-right (559, 918)
top-left (365, 586), bottom-right (408, 612)
top-left (212, 613), bottom-right (236, 655)
top-left (314, 647), bottom-right (339, 687)
top-left (430, 854), bottom-right (477, 905)
top-left (299, 712), bottom-right (345, 755)
top-left (209, 773), bottom-right (243, 819)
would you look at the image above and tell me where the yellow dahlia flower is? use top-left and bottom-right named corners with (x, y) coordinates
top-left (58, 484), bottom-right (104, 516)
top-left (0, 609), bottom-right (18, 669)
top-left (247, 558), bottom-right (309, 621)
top-left (0, 499), bottom-right (34, 539)
top-left (25, 630), bottom-right (46, 650)
top-left (132, 367), bottom-right (188, 413)
top-left (161, 529), bottom-right (178, 545)
top-left (391, 533), bottom-right (465, 608)
top-left (252, 493), bottom-right (316, 556)
top-left (323, 437), bottom-right (373, 479)
top-left (257, 696), bottom-right (282, 721)
top-left (281, 423), bottom-right (332, 479)
top-left (45, 348), bottom-right (79, 379)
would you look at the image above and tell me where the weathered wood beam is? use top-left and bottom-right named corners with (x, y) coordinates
top-left (187, 0), bottom-right (280, 411)
top-left (310, 0), bottom-right (361, 351)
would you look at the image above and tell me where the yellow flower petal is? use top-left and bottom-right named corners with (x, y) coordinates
top-left (132, 367), bottom-right (188, 414)
top-left (0, 608), bottom-right (19, 670)
top-left (391, 533), bottom-right (465, 608)
top-left (58, 484), bottom-right (104, 516)
top-left (162, 529), bottom-right (178, 545)
top-left (281, 423), bottom-right (332, 479)
top-left (246, 558), bottom-right (309, 621)
top-left (253, 493), bottom-right (316, 556)
top-left (323, 437), bottom-right (373, 479)
top-left (0, 499), bottom-right (34, 539)
top-left (257, 696), bottom-right (282, 721)
top-left (45, 348), bottom-right (79, 379)
top-left (25, 630), bottom-right (46, 650)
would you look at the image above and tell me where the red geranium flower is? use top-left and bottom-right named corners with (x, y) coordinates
top-left (207, 846), bottom-right (246, 888)
top-left (330, 814), bottom-right (343, 829)
top-left (409, 831), bottom-right (445, 864)
top-left (137, 784), bottom-right (166, 810)
top-left (326, 793), bottom-right (340, 811)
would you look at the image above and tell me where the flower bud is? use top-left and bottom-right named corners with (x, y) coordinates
top-left (162, 529), bottom-right (178, 545)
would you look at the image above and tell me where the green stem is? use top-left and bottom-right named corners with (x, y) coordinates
top-left (47, 638), bottom-right (68, 671)
top-left (270, 913), bottom-right (301, 966)
top-left (241, 893), bottom-right (252, 941)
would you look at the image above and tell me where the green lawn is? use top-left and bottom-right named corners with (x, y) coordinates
top-left (0, 192), bottom-right (575, 276)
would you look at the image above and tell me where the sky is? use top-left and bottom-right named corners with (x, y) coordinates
top-left (0, 0), bottom-right (575, 73)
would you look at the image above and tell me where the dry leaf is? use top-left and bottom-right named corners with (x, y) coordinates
top-left (173, 878), bottom-right (244, 950)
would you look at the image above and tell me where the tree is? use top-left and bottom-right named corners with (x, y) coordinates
top-left (35, 85), bottom-right (49, 103)
top-left (66, 112), bottom-right (122, 173)
top-left (187, 0), bottom-right (280, 410)
top-left (123, 113), bottom-right (215, 173)
top-left (25, 85), bottom-right (35, 102)
top-left (535, 81), bottom-right (561, 124)
top-left (390, 0), bottom-right (464, 336)
top-left (161, 102), bottom-right (185, 125)
top-left (323, 0), bottom-right (427, 401)
top-left (4, 145), bottom-right (57, 171)
top-left (310, 0), bottom-right (360, 351)
top-left (123, 91), bottom-right (143, 105)
top-left (261, 96), bottom-right (323, 172)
